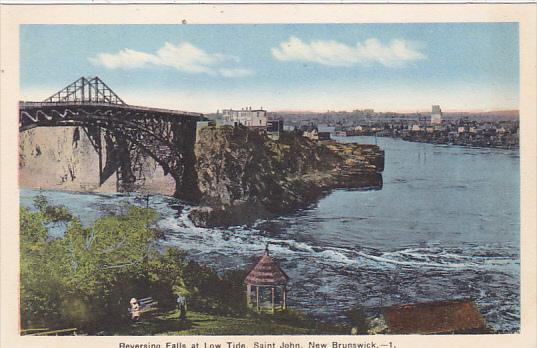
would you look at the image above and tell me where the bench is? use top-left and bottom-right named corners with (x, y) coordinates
top-left (128, 297), bottom-right (158, 316)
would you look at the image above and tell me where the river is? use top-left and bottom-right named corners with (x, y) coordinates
top-left (20, 136), bottom-right (520, 333)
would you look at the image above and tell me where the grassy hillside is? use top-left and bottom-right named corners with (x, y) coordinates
top-left (106, 309), bottom-right (348, 336)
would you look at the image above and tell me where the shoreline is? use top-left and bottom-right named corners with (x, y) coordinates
top-left (345, 133), bottom-right (519, 151)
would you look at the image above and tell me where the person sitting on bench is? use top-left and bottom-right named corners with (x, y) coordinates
top-left (130, 298), bottom-right (141, 322)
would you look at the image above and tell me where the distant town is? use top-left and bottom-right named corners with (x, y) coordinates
top-left (208, 106), bottom-right (519, 149)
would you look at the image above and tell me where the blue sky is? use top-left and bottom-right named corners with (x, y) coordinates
top-left (20, 23), bottom-right (519, 113)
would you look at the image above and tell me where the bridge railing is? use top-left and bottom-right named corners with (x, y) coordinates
top-left (19, 101), bottom-right (204, 118)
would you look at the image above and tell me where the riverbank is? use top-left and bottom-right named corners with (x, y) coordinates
top-left (394, 134), bottom-right (518, 149)
top-left (348, 131), bottom-right (518, 150)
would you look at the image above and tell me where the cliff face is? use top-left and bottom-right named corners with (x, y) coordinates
top-left (189, 126), bottom-right (383, 227)
top-left (19, 127), bottom-right (175, 195)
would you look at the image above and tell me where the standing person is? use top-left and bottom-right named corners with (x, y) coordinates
top-left (176, 295), bottom-right (187, 321)
top-left (130, 298), bottom-right (141, 322)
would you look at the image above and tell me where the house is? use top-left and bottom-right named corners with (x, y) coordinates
top-left (221, 107), bottom-right (267, 128)
top-left (368, 299), bottom-right (488, 334)
top-left (410, 124), bottom-right (421, 132)
top-left (302, 126), bottom-right (319, 140)
top-left (318, 124), bottom-right (335, 134)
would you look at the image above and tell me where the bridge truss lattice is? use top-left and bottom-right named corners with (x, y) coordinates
top-left (43, 76), bottom-right (126, 105)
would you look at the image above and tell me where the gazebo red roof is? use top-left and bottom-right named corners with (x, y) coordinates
top-left (244, 246), bottom-right (289, 286)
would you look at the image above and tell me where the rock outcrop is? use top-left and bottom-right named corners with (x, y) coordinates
top-left (188, 126), bottom-right (383, 227)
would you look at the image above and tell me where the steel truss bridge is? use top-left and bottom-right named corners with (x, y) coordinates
top-left (19, 77), bottom-right (206, 198)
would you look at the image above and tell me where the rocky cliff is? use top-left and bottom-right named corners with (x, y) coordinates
top-left (19, 127), bottom-right (176, 195)
top-left (188, 126), bottom-right (383, 227)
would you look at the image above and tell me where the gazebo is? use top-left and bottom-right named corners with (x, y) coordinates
top-left (244, 245), bottom-right (289, 313)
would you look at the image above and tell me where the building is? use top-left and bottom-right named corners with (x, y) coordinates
top-left (244, 245), bottom-right (289, 313)
top-left (317, 124), bottom-right (335, 134)
top-left (368, 299), bottom-right (488, 334)
top-left (221, 107), bottom-right (267, 128)
top-left (410, 124), bottom-right (421, 132)
top-left (267, 119), bottom-right (284, 140)
top-left (431, 105), bottom-right (442, 125)
top-left (302, 126), bottom-right (319, 140)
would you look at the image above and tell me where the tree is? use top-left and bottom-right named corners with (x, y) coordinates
top-left (20, 207), bottom-right (70, 327)
top-left (20, 201), bottom-right (161, 330)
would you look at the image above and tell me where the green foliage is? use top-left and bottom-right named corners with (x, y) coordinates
top-left (183, 263), bottom-right (248, 316)
top-left (33, 195), bottom-right (48, 212)
top-left (33, 195), bottom-right (73, 222)
top-left (20, 207), bottom-right (70, 328)
top-left (20, 207), bottom-right (47, 247)
top-left (20, 201), bottom-right (162, 331)
top-left (143, 248), bottom-right (189, 309)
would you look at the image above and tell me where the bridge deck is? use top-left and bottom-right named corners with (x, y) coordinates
top-left (19, 101), bottom-right (204, 118)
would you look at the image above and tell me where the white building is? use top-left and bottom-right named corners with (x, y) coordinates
top-left (221, 107), bottom-right (267, 128)
top-left (303, 128), bottom-right (319, 140)
top-left (431, 105), bottom-right (442, 125)
top-left (410, 124), bottom-right (421, 131)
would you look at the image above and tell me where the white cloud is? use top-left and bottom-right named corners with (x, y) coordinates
top-left (272, 37), bottom-right (426, 67)
top-left (89, 42), bottom-right (252, 77)
top-left (90, 48), bottom-right (158, 69)
top-left (218, 68), bottom-right (253, 78)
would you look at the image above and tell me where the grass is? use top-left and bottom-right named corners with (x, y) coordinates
top-left (104, 309), bottom-right (348, 336)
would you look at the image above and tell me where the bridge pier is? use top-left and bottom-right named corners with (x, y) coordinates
top-left (81, 120), bottom-right (202, 200)
top-left (169, 119), bottom-right (201, 203)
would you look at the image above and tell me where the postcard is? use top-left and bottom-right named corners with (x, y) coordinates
top-left (0, 3), bottom-right (536, 348)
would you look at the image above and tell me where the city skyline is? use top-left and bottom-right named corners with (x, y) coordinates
top-left (20, 23), bottom-right (519, 113)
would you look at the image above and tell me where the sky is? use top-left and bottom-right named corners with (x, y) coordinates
top-left (20, 23), bottom-right (519, 113)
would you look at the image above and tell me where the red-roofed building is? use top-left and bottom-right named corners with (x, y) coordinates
top-left (244, 245), bottom-right (289, 313)
top-left (370, 299), bottom-right (488, 334)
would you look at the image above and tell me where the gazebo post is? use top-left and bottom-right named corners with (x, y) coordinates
top-left (283, 286), bottom-right (287, 310)
top-left (271, 287), bottom-right (275, 313)
top-left (246, 284), bottom-right (251, 307)
top-left (256, 286), bottom-right (260, 310)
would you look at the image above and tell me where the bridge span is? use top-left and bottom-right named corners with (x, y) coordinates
top-left (19, 76), bottom-right (207, 200)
